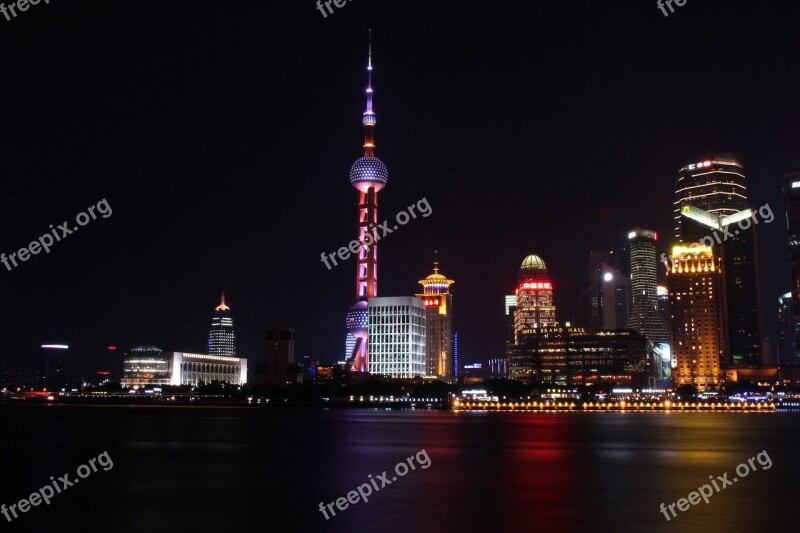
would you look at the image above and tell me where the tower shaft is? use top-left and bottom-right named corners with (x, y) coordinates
top-left (356, 188), bottom-right (378, 299)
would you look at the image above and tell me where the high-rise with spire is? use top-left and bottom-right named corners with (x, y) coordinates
top-left (345, 31), bottom-right (389, 372)
top-left (416, 252), bottom-right (455, 377)
top-left (208, 292), bottom-right (236, 357)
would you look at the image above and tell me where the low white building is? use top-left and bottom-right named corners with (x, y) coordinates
top-left (121, 346), bottom-right (247, 387)
top-left (169, 352), bottom-right (247, 387)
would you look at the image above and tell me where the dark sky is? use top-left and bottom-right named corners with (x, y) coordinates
top-left (1, 0), bottom-right (798, 374)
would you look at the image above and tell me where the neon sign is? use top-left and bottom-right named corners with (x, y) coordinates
top-left (521, 282), bottom-right (551, 290)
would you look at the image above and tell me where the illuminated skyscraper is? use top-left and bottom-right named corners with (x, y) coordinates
top-left (674, 157), bottom-right (748, 241)
top-left (208, 292), bottom-right (236, 357)
top-left (513, 255), bottom-right (557, 343)
top-left (627, 229), bottom-right (669, 343)
top-left (783, 172), bottom-right (800, 365)
top-left (667, 245), bottom-right (725, 390)
top-left (367, 297), bottom-right (425, 378)
top-left (345, 33), bottom-right (388, 373)
top-left (674, 156), bottom-right (761, 366)
top-left (416, 254), bottom-right (455, 377)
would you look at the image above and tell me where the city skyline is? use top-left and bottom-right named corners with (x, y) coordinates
top-left (3, 3), bottom-right (800, 532)
top-left (0, 2), bottom-right (798, 375)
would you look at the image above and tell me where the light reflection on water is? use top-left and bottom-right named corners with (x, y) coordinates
top-left (0, 407), bottom-right (796, 532)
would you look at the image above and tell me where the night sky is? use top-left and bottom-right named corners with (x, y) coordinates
top-left (1, 0), bottom-right (798, 374)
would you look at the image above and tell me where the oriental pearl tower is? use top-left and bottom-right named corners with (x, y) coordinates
top-left (345, 32), bottom-right (388, 373)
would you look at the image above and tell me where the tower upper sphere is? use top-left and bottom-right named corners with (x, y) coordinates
top-left (350, 156), bottom-right (388, 192)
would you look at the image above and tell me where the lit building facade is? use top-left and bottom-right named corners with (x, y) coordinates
top-left (783, 172), bottom-right (800, 366)
top-left (122, 346), bottom-right (170, 387)
top-left (171, 352), bottom-right (247, 387)
top-left (513, 255), bottom-right (557, 343)
top-left (667, 245), bottom-right (725, 390)
top-left (453, 330), bottom-right (460, 376)
top-left (345, 36), bottom-right (388, 372)
top-left (657, 285), bottom-right (672, 342)
top-left (507, 326), bottom-right (652, 386)
top-left (505, 295), bottom-right (517, 344)
top-left (416, 256), bottom-right (454, 377)
top-left (674, 157), bottom-right (748, 240)
top-left (367, 296), bottom-right (426, 378)
top-left (675, 156), bottom-right (761, 367)
top-left (627, 229), bottom-right (670, 343)
top-left (122, 346), bottom-right (247, 387)
top-left (489, 357), bottom-right (509, 378)
top-left (208, 292), bottom-right (236, 357)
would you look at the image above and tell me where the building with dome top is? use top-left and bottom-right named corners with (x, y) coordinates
top-left (513, 254), bottom-right (557, 343)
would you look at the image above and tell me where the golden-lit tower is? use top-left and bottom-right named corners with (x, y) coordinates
top-left (416, 252), bottom-right (455, 377)
top-left (667, 245), bottom-right (726, 390)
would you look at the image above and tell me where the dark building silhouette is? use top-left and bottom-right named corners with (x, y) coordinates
top-left (255, 327), bottom-right (295, 385)
top-left (783, 172), bottom-right (800, 366)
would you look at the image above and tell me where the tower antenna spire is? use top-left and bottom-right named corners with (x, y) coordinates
top-left (216, 291), bottom-right (230, 312)
top-left (434, 249), bottom-right (440, 274)
top-left (362, 29), bottom-right (376, 156)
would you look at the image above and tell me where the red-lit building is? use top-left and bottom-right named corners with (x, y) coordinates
top-left (513, 254), bottom-right (557, 343)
